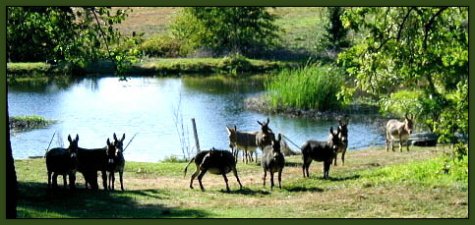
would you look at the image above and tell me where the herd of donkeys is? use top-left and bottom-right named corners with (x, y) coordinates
top-left (45, 114), bottom-right (414, 192)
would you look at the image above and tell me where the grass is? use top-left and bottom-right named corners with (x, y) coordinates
top-left (15, 145), bottom-right (467, 218)
top-left (131, 57), bottom-right (289, 75)
top-left (9, 115), bottom-right (55, 132)
top-left (265, 65), bottom-right (344, 111)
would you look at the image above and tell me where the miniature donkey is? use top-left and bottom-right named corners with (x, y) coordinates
top-left (45, 134), bottom-right (79, 190)
top-left (334, 116), bottom-right (349, 166)
top-left (106, 133), bottom-right (126, 191)
top-left (386, 113), bottom-right (414, 152)
top-left (301, 127), bottom-right (342, 179)
top-left (184, 148), bottom-right (243, 192)
top-left (261, 134), bottom-right (285, 189)
top-left (77, 139), bottom-right (109, 190)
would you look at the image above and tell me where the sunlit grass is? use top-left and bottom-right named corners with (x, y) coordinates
top-left (15, 145), bottom-right (467, 218)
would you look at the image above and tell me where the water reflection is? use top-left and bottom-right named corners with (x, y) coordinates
top-left (8, 75), bottom-right (385, 162)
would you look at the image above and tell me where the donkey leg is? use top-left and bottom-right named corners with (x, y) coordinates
top-left (262, 170), bottom-right (267, 187)
top-left (342, 149), bottom-right (346, 166)
top-left (323, 160), bottom-right (331, 179)
top-left (101, 171), bottom-right (107, 190)
top-left (47, 171), bottom-right (52, 189)
top-left (333, 152), bottom-right (338, 166)
top-left (119, 170), bottom-right (124, 191)
top-left (221, 172), bottom-right (230, 192)
top-left (62, 174), bottom-right (67, 189)
top-left (197, 169), bottom-right (208, 192)
top-left (68, 172), bottom-right (76, 190)
top-left (232, 167), bottom-right (243, 190)
top-left (52, 172), bottom-right (59, 189)
top-left (278, 170), bottom-right (282, 189)
top-left (270, 172), bottom-right (275, 190)
top-left (190, 169), bottom-right (200, 189)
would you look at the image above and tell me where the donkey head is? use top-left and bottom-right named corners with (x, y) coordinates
top-left (257, 118), bottom-right (275, 146)
top-left (113, 133), bottom-right (126, 153)
top-left (106, 138), bottom-right (117, 165)
top-left (338, 115), bottom-right (349, 140)
top-left (328, 127), bottom-right (341, 151)
top-left (67, 134), bottom-right (79, 159)
top-left (257, 118), bottom-right (272, 134)
top-left (271, 134), bottom-right (282, 153)
top-left (404, 113), bottom-right (414, 135)
top-left (226, 125), bottom-right (238, 149)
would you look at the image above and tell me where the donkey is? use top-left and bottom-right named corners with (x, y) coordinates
top-left (386, 113), bottom-right (414, 152)
top-left (45, 134), bottom-right (79, 190)
top-left (77, 140), bottom-right (109, 190)
top-left (184, 148), bottom-right (243, 192)
top-left (256, 118), bottom-right (275, 151)
top-left (334, 116), bottom-right (349, 166)
top-left (301, 127), bottom-right (341, 179)
top-left (226, 125), bottom-right (258, 164)
top-left (106, 133), bottom-right (126, 191)
top-left (261, 134), bottom-right (285, 189)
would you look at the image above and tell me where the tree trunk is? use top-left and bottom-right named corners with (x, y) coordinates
top-left (6, 97), bottom-right (18, 218)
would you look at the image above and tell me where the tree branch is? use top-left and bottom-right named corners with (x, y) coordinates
top-left (423, 7), bottom-right (448, 50)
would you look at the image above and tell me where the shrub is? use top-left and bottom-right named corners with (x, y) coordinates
top-left (138, 35), bottom-right (185, 58)
top-left (218, 53), bottom-right (252, 75)
top-left (265, 64), bottom-right (344, 111)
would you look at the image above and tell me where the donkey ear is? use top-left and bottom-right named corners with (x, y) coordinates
top-left (257, 120), bottom-right (263, 126)
top-left (266, 118), bottom-right (270, 125)
top-left (75, 134), bottom-right (79, 142)
top-left (121, 133), bottom-right (126, 142)
top-left (113, 133), bottom-right (118, 141)
top-left (330, 127), bottom-right (336, 135)
top-left (277, 133), bottom-right (282, 142)
top-left (107, 138), bottom-right (111, 145)
top-left (68, 135), bottom-right (72, 142)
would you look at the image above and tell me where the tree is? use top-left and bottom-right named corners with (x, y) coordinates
top-left (323, 7), bottom-right (350, 52)
top-left (172, 7), bottom-right (279, 57)
top-left (7, 7), bottom-right (137, 71)
top-left (6, 7), bottom-right (136, 217)
top-left (338, 7), bottom-right (468, 147)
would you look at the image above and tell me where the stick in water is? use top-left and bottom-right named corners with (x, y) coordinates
top-left (123, 133), bottom-right (138, 152)
top-left (44, 131), bottom-right (56, 157)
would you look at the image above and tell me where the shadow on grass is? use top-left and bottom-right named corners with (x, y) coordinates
top-left (284, 161), bottom-right (303, 167)
top-left (317, 174), bottom-right (361, 182)
top-left (284, 186), bottom-right (324, 193)
top-left (222, 187), bottom-right (271, 196)
top-left (17, 181), bottom-right (210, 218)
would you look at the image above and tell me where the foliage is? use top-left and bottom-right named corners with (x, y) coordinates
top-left (138, 35), bottom-right (184, 57)
top-left (7, 7), bottom-right (139, 76)
top-left (338, 7), bottom-right (468, 140)
top-left (171, 7), bottom-right (280, 57)
top-left (218, 53), bottom-right (252, 75)
top-left (265, 64), bottom-right (344, 111)
top-left (323, 7), bottom-right (350, 52)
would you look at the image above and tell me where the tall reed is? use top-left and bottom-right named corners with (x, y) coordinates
top-left (265, 64), bottom-right (343, 110)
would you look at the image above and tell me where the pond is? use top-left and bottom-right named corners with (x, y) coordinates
top-left (8, 75), bottom-right (386, 162)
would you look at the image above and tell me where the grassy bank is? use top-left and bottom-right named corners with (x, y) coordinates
top-left (9, 115), bottom-right (55, 132)
top-left (7, 58), bottom-right (291, 77)
top-left (15, 146), bottom-right (467, 218)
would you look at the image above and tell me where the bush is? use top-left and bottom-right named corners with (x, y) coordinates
top-left (265, 64), bottom-right (344, 111)
top-left (218, 53), bottom-right (252, 75)
top-left (138, 35), bottom-right (185, 58)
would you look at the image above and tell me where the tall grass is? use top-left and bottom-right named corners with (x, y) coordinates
top-left (265, 64), bottom-right (343, 111)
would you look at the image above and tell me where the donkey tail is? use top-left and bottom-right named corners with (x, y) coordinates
top-left (183, 157), bottom-right (196, 178)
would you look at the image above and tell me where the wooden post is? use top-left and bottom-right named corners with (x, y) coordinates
top-left (191, 118), bottom-right (200, 153)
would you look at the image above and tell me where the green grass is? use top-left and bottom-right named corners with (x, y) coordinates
top-left (265, 64), bottom-right (344, 111)
top-left (7, 62), bottom-right (51, 75)
top-left (9, 115), bottom-right (55, 132)
top-left (132, 57), bottom-right (289, 75)
top-left (15, 146), bottom-right (467, 218)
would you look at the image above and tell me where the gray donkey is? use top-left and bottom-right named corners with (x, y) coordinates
top-left (261, 134), bottom-right (285, 189)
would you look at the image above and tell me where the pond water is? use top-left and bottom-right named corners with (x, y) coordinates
top-left (8, 75), bottom-right (386, 162)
